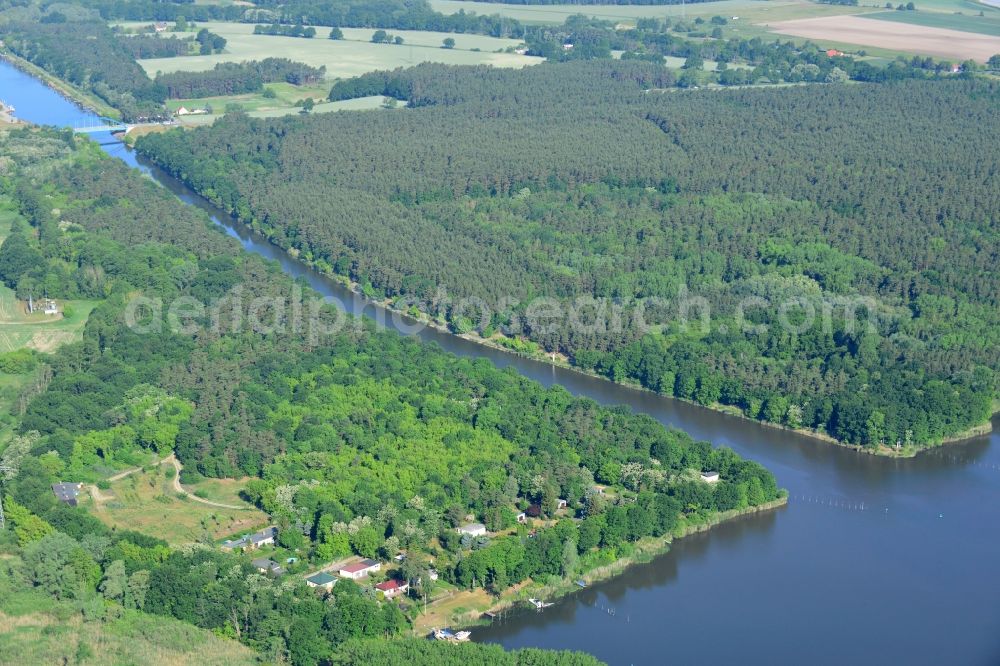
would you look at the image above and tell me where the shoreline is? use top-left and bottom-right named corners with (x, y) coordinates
top-left (425, 497), bottom-right (790, 635)
top-left (211, 208), bottom-right (1000, 458)
top-left (0, 52), bottom-right (121, 120)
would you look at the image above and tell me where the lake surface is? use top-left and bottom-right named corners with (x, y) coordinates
top-left (2, 59), bottom-right (998, 665)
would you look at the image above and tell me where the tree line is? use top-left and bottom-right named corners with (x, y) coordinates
top-left (155, 58), bottom-right (326, 99)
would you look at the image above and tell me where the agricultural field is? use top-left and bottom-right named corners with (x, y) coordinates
top-left (86, 463), bottom-right (268, 545)
top-left (430, 0), bottom-right (1000, 60)
top-left (429, 0), bottom-right (866, 24)
top-left (867, 9), bottom-right (1000, 37)
top-left (131, 21), bottom-right (541, 79)
top-left (769, 14), bottom-right (1000, 60)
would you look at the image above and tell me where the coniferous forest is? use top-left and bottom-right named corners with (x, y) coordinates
top-left (137, 62), bottom-right (1000, 449)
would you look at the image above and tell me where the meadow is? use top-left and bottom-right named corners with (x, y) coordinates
top-left (87, 463), bottom-right (268, 545)
top-left (167, 92), bottom-right (400, 127)
top-left (0, 587), bottom-right (257, 666)
top-left (0, 200), bottom-right (98, 354)
top-left (133, 21), bottom-right (541, 79)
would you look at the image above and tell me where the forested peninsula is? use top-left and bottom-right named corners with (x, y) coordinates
top-left (135, 62), bottom-right (1000, 453)
top-left (0, 126), bottom-right (780, 663)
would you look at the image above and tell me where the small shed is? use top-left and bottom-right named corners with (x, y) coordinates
top-left (700, 471), bottom-right (720, 484)
top-left (457, 523), bottom-right (487, 537)
top-left (252, 558), bottom-right (283, 575)
top-left (306, 572), bottom-right (337, 590)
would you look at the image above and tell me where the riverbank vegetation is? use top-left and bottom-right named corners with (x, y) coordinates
top-left (135, 61), bottom-right (1000, 451)
top-left (0, 121), bottom-right (778, 663)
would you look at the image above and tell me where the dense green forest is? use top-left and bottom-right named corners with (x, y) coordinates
top-left (137, 62), bottom-right (999, 450)
top-left (254, 22), bottom-right (318, 38)
top-left (0, 125), bottom-right (777, 662)
top-left (155, 58), bottom-right (326, 98)
top-left (117, 33), bottom-right (192, 59)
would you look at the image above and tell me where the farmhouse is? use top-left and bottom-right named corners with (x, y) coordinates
top-left (221, 526), bottom-right (278, 551)
top-left (305, 572), bottom-right (337, 590)
top-left (700, 471), bottom-right (721, 483)
top-left (338, 559), bottom-right (381, 579)
top-left (51, 482), bottom-right (83, 506)
top-left (375, 579), bottom-right (409, 599)
top-left (252, 558), bottom-right (283, 575)
top-left (247, 527), bottom-right (278, 548)
top-left (457, 522), bottom-right (487, 537)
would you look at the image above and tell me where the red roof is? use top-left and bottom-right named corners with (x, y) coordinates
top-left (341, 559), bottom-right (378, 573)
top-left (376, 579), bottom-right (406, 591)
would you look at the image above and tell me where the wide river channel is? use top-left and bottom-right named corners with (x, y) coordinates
top-left (2, 59), bottom-right (998, 665)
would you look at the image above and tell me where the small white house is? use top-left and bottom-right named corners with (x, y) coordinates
top-left (515, 511), bottom-right (527, 524)
top-left (700, 471), bottom-right (720, 484)
top-left (557, 499), bottom-right (568, 509)
top-left (43, 299), bottom-right (58, 315)
top-left (375, 579), bottom-right (409, 599)
top-left (457, 523), bottom-right (487, 537)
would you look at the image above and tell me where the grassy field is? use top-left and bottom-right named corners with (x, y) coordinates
top-left (87, 463), bottom-right (268, 545)
top-left (165, 93), bottom-right (401, 128)
top-left (867, 9), bottom-right (1000, 36)
top-left (128, 21), bottom-right (541, 79)
top-left (0, 288), bottom-right (98, 354)
top-left (0, 587), bottom-right (257, 666)
top-left (185, 474), bottom-right (256, 505)
top-left (0, 201), bottom-right (99, 354)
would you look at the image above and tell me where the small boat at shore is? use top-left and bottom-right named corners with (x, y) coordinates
top-left (432, 627), bottom-right (472, 642)
top-left (528, 598), bottom-right (554, 609)
top-left (576, 580), bottom-right (587, 588)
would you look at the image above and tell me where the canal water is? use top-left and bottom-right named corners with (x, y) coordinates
top-left (2, 59), bottom-right (998, 665)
